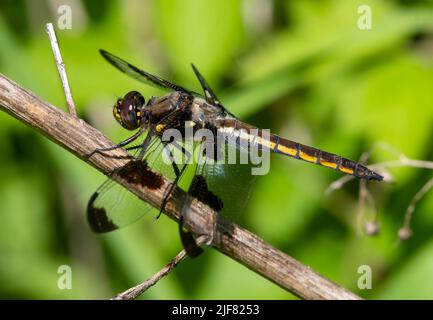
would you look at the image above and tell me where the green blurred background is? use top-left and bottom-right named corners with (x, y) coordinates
top-left (1, 0), bottom-right (433, 299)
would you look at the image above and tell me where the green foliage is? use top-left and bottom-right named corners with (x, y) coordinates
top-left (1, 0), bottom-right (433, 299)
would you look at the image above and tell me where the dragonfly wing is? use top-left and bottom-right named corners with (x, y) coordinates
top-left (190, 139), bottom-right (257, 221)
top-left (175, 139), bottom-right (257, 257)
top-left (202, 164), bottom-right (256, 222)
top-left (87, 134), bottom-right (177, 233)
top-left (87, 165), bottom-right (159, 233)
top-left (100, 49), bottom-right (198, 95)
top-left (190, 64), bottom-right (221, 106)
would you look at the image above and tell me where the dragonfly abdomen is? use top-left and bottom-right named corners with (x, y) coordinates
top-left (270, 134), bottom-right (383, 181)
top-left (216, 119), bottom-right (382, 180)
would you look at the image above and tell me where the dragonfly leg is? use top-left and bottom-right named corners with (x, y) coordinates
top-left (155, 141), bottom-right (203, 257)
top-left (178, 149), bottom-right (221, 258)
top-left (88, 128), bottom-right (144, 158)
top-left (157, 161), bottom-right (188, 219)
top-left (136, 130), bottom-right (155, 161)
top-left (124, 145), bottom-right (141, 151)
top-left (157, 142), bottom-right (191, 218)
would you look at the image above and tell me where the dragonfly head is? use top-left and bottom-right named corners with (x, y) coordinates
top-left (113, 91), bottom-right (146, 130)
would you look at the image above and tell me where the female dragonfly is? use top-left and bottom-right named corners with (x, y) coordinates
top-left (88, 50), bottom-right (383, 256)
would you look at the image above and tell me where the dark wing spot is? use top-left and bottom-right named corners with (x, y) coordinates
top-left (117, 160), bottom-right (164, 190)
top-left (190, 175), bottom-right (223, 212)
top-left (87, 192), bottom-right (118, 233)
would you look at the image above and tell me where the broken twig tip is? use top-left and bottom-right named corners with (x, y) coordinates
top-left (46, 22), bottom-right (77, 117)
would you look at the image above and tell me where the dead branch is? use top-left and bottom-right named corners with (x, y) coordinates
top-left (0, 73), bottom-right (361, 300)
top-left (46, 23), bottom-right (77, 116)
top-left (112, 235), bottom-right (209, 300)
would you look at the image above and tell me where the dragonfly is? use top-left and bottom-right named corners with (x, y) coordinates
top-left (88, 49), bottom-right (383, 257)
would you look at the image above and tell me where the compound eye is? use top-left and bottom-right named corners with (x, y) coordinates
top-left (124, 91), bottom-right (145, 109)
top-left (113, 98), bottom-right (123, 123)
top-left (112, 92), bottom-right (144, 130)
top-left (134, 93), bottom-right (145, 110)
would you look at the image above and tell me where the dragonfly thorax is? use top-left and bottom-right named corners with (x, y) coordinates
top-left (113, 91), bottom-right (147, 130)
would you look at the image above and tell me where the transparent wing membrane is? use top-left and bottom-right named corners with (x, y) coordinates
top-left (87, 176), bottom-right (155, 233)
top-left (87, 134), bottom-right (169, 233)
top-left (100, 50), bottom-right (199, 95)
top-left (190, 138), bottom-right (258, 221)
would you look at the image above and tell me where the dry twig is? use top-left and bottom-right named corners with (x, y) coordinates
top-left (46, 23), bottom-right (77, 116)
top-left (112, 235), bottom-right (209, 300)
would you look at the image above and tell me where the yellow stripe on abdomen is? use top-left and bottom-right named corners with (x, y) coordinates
top-left (339, 166), bottom-right (354, 175)
top-left (319, 160), bottom-right (338, 169)
top-left (299, 151), bottom-right (317, 163)
top-left (276, 144), bottom-right (298, 157)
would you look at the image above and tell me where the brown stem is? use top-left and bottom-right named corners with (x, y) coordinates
top-left (46, 23), bottom-right (77, 116)
top-left (112, 236), bottom-right (209, 300)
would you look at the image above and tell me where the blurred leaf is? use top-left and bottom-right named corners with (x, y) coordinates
top-left (375, 239), bottom-right (433, 299)
top-left (154, 0), bottom-right (245, 87)
top-left (194, 250), bottom-right (293, 299)
top-left (247, 156), bottom-right (326, 245)
top-left (338, 54), bottom-right (433, 166)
